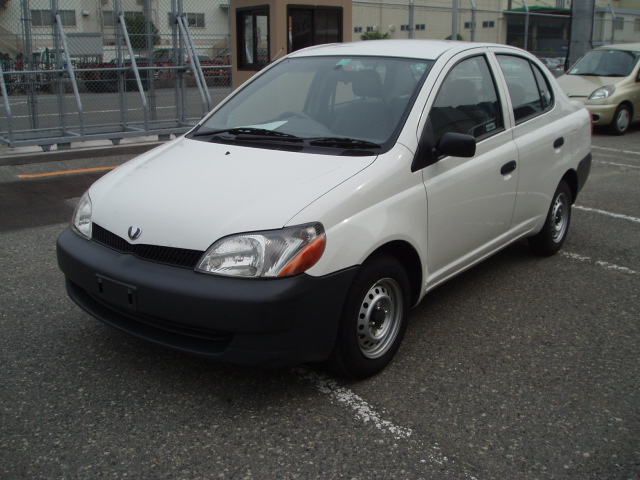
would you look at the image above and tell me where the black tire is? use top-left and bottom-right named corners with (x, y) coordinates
top-left (528, 180), bottom-right (572, 256)
top-left (607, 104), bottom-right (631, 135)
top-left (329, 254), bottom-right (411, 379)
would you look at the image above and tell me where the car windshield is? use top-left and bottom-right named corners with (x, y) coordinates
top-left (568, 49), bottom-right (640, 77)
top-left (189, 55), bottom-right (433, 154)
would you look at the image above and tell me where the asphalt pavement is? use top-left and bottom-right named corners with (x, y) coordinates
top-left (0, 126), bottom-right (638, 479)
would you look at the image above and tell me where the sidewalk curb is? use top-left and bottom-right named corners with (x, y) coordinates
top-left (0, 141), bottom-right (164, 166)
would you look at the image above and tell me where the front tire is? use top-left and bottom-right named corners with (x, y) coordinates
top-left (329, 254), bottom-right (411, 379)
top-left (528, 181), bottom-right (572, 256)
top-left (608, 104), bottom-right (631, 135)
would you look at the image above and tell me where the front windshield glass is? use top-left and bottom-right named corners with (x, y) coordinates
top-left (190, 55), bottom-right (433, 154)
top-left (568, 49), bottom-right (640, 77)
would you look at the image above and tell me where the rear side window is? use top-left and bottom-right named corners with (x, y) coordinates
top-left (429, 55), bottom-right (504, 143)
top-left (497, 55), bottom-right (554, 124)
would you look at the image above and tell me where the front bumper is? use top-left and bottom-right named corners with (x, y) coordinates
top-left (57, 228), bottom-right (357, 367)
top-left (571, 98), bottom-right (617, 126)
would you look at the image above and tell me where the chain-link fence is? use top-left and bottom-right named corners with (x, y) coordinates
top-left (351, 1), bottom-right (640, 69)
top-left (1, 0), bottom-right (231, 150)
top-left (2, 0), bottom-right (640, 150)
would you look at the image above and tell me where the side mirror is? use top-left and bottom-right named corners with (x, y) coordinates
top-left (437, 132), bottom-right (476, 158)
top-left (412, 120), bottom-right (476, 173)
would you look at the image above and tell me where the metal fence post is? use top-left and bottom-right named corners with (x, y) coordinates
top-left (21, 0), bottom-right (38, 130)
top-left (0, 63), bottom-right (14, 142)
top-left (451, 0), bottom-right (459, 40)
top-left (470, 0), bottom-right (477, 42)
top-left (523, 0), bottom-right (530, 51)
top-left (55, 13), bottom-right (85, 136)
top-left (145, 0), bottom-right (157, 123)
top-left (119, 12), bottom-right (149, 131)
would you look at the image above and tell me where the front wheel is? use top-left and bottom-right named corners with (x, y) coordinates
top-left (329, 254), bottom-right (411, 379)
top-left (608, 104), bottom-right (631, 135)
top-left (528, 181), bottom-right (572, 256)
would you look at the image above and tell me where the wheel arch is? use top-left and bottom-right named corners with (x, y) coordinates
top-left (561, 169), bottom-right (579, 204)
top-left (368, 240), bottom-right (423, 307)
top-left (618, 100), bottom-right (634, 118)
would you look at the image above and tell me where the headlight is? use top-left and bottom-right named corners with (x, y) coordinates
top-left (72, 191), bottom-right (92, 239)
top-left (196, 223), bottom-right (326, 278)
top-left (588, 85), bottom-right (615, 100)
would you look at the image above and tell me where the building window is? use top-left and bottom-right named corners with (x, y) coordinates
top-left (614, 17), bottom-right (624, 31)
top-left (400, 25), bottom-right (409, 31)
top-left (482, 20), bottom-right (495, 28)
top-left (288, 7), bottom-right (342, 53)
top-left (366, 26), bottom-right (375, 32)
top-left (103, 11), bottom-right (114, 27)
top-left (464, 22), bottom-right (476, 29)
top-left (167, 12), bottom-right (204, 28)
top-left (31, 10), bottom-right (76, 27)
top-left (186, 13), bottom-right (205, 28)
top-left (354, 26), bottom-right (362, 33)
top-left (635, 18), bottom-right (640, 32)
top-left (237, 6), bottom-right (269, 71)
top-left (415, 24), bottom-right (425, 31)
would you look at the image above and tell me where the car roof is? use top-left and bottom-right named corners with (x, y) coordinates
top-left (287, 39), bottom-right (513, 61)
top-left (594, 42), bottom-right (640, 52)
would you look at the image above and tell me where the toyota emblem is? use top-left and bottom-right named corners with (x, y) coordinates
top-left (128, 226), bottom-right (142, 241)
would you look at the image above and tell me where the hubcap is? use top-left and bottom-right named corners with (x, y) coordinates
top-left (550, 192), bottom-right (569, 243)
top-left (356, 278), bottom-right (403, 359)
top-left (616, 109), bottom-right (630, 132)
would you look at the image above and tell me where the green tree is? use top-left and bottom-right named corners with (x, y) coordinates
top-left (124, 15), bottom-right (160, 52)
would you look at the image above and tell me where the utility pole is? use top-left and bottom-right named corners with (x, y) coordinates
top-left (567, 0), bottom-right (595, 69)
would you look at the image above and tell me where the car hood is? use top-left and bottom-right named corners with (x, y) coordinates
top-left (89, 137), bottom-right (375, 251)
top-left (556, 74), bottom-right (620, 97)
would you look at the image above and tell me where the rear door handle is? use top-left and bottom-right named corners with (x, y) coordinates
top-left (501, 160), bottom-right (517, 175)
top-left (554, 137), bottom-right (565, 149)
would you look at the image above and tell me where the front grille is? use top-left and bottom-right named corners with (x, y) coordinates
top-left (92, 223), bottom-right (204, 269)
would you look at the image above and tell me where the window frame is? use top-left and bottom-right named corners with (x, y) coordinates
top-left (236, 6), bottom-right (270, 72)
top-left (496, 54), bottom-right (555, 126)
top-left (428, 53), bottom-right (506, 146)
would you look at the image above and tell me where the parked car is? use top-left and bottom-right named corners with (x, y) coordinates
top-left (57, 40), bottom-right (592, 378)
top-left (152, 48), bottom-right (230, 86)
top-left (538, 57), bottom-right (564, 77)
top-left (557, 43), bottom-right (640, 135)
top-left (79, 56), bottom-right (151, 93)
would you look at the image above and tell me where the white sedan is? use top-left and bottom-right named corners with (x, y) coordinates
top-left (57, 40), bottom-right (592, 378)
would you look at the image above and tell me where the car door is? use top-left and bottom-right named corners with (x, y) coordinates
top-left (494, 52), bottom-right (568, 235)
top-left (422, 53), bottom-right (518, 286)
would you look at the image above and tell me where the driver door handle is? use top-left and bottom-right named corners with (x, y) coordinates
top-left (501, 160), bottom-right (517, 175)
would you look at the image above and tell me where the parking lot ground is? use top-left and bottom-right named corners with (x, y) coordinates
top-left (0, 127), bottom-right (638, 479)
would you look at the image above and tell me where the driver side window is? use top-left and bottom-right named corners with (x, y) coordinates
top-left (429, 55), bottom-right (504, 144)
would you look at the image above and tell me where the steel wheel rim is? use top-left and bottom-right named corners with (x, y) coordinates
top-left (356, 278), bottom-right (403, 359)
top-left (616, 108), bottom-right (630, 132)
top-left (550, 192), bottom-right (569, 243)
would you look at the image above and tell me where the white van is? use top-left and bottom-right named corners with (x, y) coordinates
top-left (57, 40), bottom-right (592, 378)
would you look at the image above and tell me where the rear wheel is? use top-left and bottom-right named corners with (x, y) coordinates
top-left (528, 181), bottom-right (572, 256)
top-left (329, 254), bottom-right (411, 379)
top-left (608, 104), bottom-right (631, 135)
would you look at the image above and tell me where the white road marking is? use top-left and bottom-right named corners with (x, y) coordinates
top-left (294, 367), bottom-right (413, 439)
top-left (574, 205), bottom-right (640, 224)
top-left (599, 161), bottom-right (640, 169)
top-left (293, 368), bottom-right (482, 478)
top-left (561, 252), bottom-right (638, 276)
top-left (592, 145), bottom-right (640, 157)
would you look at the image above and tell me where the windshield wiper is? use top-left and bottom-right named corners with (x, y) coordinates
top-left (190, 127), bottom-right (302, 141)
top-left (308, 137), bottom-right (381, 149)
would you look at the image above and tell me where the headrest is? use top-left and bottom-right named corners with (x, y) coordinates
top-left (351, 70), bottom-right (384, 98)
